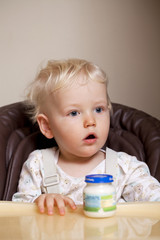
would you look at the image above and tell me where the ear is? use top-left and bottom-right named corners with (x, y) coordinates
top-left (37, 114), bottom-right (54, 139)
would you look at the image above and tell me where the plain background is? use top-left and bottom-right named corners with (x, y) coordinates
top-left (0, 0), bottom-right (160, 119)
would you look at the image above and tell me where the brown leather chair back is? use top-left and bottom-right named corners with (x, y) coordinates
top-left (0, 102), bottom-right (160, 200)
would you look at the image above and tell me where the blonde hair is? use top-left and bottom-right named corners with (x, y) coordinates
top-left (26, 58), bottom-right (111, 122)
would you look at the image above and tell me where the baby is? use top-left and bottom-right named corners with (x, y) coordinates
top-left (12, 59), bottom-right (160, 215)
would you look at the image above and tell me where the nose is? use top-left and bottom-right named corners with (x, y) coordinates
top-left (83, 113), bottom-right (96, 128)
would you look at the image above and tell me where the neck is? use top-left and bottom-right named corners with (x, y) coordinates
top-left (59, 150), bottom-right (100, 164)
top-left (57, 150), bottom-right (105, 177)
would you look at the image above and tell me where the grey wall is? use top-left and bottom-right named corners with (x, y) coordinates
top-left (0, 0), bottom-right (160, 119)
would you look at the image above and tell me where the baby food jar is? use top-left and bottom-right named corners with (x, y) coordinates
top-left (83, 174), bottom-right (116, 218)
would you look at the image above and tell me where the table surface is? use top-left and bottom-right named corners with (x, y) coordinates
top-left (0, 201), bottom-right (160, 240)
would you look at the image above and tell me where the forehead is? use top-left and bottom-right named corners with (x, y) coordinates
top-left (52, 79), bottom-right (107, 103)
top-left (47, 69), bottom-right (107, 93)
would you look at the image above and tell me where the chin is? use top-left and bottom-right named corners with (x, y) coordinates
top-left (78, 148), bottom-right (99, 158)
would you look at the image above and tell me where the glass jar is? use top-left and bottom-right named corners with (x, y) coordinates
top-left (83, 174), bottom-right (116, 218)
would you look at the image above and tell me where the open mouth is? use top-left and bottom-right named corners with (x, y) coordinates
top-left (85, 134), bottom-right (96, 139)
top-left (84, 134), bottom-right (97, 144)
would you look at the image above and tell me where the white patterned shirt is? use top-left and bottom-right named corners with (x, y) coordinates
top-left (12, 147), bottom-right (160, 204)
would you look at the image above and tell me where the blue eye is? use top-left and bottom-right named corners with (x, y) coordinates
top-left (69, 111), bottom-right (78, 117)
top-left (95, 107), bottom-right (103, 113)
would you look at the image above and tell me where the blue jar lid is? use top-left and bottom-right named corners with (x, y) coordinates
top-left (85, 174), bottom-right (113, 183)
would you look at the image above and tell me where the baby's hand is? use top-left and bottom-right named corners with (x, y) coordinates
top-left (34, 193), bottom-right (76, 216)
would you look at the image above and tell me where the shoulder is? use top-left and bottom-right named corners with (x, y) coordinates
top-left (23, 149), bottom-right (43, 171)
top-left (24, 147), bottom-right (58, 168)
top-left (106, 147), bottom-right (149, 173)
top-left (28, 146), bottom-right (58, 158)
top-left (40, 147), bottom-right (59, 164)
top-left (117, 150), bottom-right (149, 174)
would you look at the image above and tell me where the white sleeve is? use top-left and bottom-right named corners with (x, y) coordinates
top-left (117, 153), bottom-right (160, 202)
top-left (12, 150), bottom-right (44, 203)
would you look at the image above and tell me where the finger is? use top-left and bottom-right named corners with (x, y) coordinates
top-left (35, 195), bottom-right (46, 213)
top-left (54, 195), bottom-right (66, 216)
top-left (45, 195), bottom-right (55, 215)
top-left (64, 197), bottom-right (77, 210)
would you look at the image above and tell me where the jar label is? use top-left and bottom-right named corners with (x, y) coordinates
top-left (84, 194), bottom-right (116, 212)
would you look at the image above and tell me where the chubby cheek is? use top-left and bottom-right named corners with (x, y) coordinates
top-left (101, 126), bottom-right (109, 143)
top-left (55, 131), bottom-right (81, 153)
top-left (100, 118), bottom-right (110, 140)
top-left (52, 122), bottom-right (81, 146)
